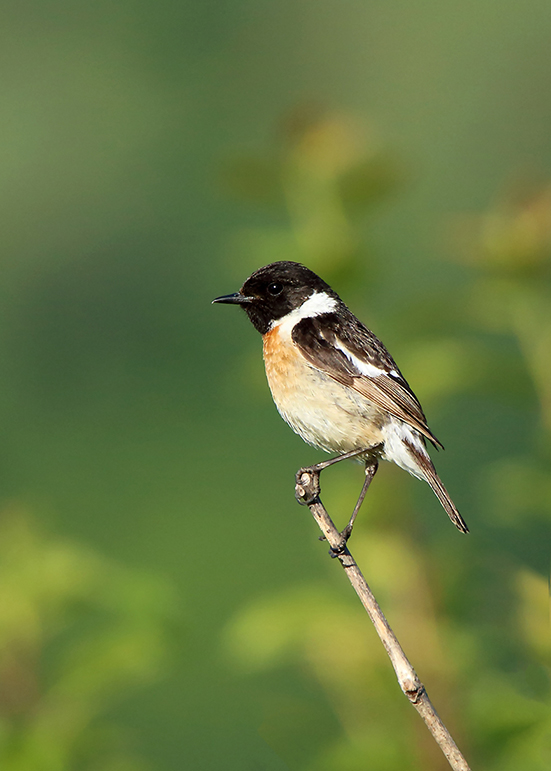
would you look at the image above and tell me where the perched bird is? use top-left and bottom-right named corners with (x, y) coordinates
top-left (213, 261), bottom-right (468, 539)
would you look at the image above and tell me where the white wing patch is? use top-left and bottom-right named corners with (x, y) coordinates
top-left (271, 291), bottom-right (338, 337)
top-left (332, 339), bottom-right (390, 378)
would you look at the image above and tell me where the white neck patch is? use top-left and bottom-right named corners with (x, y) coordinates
top-left (270, 291), bottom-right (338, 335)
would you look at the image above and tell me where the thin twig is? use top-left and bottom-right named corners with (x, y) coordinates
top-left (295, 467), bottom-right (471, 771)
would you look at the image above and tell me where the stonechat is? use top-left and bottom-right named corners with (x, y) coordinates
top-left (213, 261), bottom-right (468, 539)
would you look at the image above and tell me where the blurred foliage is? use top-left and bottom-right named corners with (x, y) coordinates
top-left (222, 106), bottom-right (401, 285)
top-left (222, 113), bottom-right (551, 770)
top-left (0, 509), bottom-right (177, 771)
top-left (458, 184), bottom-right (551, 432)
top-left (1, 3), bottom-right (551, 770)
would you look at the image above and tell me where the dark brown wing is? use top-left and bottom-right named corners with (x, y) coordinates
top-left (292, 313), bottom-right (443, 449)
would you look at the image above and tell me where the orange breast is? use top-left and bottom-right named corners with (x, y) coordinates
top-left (263, 326), bottom-right (296, 382)
top-left (262, 325), bottom-right (384, 454)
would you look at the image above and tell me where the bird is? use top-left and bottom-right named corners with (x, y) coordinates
top-left (213, 261), bottom-right (468, 540)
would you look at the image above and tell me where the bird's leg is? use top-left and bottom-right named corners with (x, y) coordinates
top-left (340, 459), bottom-right (378, 542)
top-left (295, 448), bottom-right (368, 506)
top-left (306, 447), bottom-right (368, 473)
top-left (296, 449), bottom-right (380, 556)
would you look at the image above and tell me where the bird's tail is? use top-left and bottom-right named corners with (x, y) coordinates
top-left (423, 462), bottom-right (469, 533)
top-left (405, 440), bottom-right (469, 533)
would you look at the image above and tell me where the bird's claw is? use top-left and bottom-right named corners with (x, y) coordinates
top-left (295, 467), bottom-right (321, 506)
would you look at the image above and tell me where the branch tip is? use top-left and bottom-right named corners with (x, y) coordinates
top-left (293, 462), bottom-right (471, 771)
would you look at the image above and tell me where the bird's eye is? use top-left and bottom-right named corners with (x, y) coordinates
top-left (267, 282), bottom-right (283, 296)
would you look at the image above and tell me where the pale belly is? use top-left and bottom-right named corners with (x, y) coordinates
top-left (262, 328), bottom-right (385, 454)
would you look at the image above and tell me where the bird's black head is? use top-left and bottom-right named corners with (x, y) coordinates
top-left (212, 261), bottom-right (337, 334)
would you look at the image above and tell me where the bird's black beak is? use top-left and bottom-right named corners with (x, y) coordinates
top-left (212, 292), bottom-right (253, 305)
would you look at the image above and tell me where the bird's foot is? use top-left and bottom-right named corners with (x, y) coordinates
top-left (295, 467), bottom-right (321, 506)
top-left (318, 524), bottom-right (352, 558)
top-left (328, 527), bottom-right (352, 558)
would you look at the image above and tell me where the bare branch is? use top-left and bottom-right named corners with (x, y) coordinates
top-left (295, 467), bottom-right (471, 771)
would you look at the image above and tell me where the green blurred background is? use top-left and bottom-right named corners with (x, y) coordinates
top-left (0, 1), bottom-right (550, 769)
